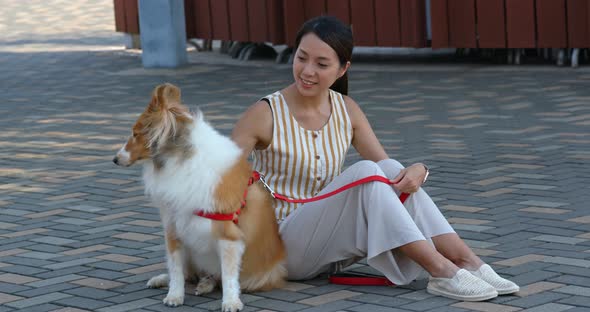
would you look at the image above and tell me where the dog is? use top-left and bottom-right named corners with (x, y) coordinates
top-left (113, 83), bottom-right (286, 312)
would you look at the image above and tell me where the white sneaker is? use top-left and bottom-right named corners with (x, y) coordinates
top-left (427, 269), bottom-right (498, 301)
top-left (469, 264), bottom-right (520, 295)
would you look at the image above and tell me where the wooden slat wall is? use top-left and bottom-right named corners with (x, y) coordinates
top-left (283, 1), bottom-right (305, 46)
top-left (192, 0), bottom-right (211, 39)
top-left (506, 0), bottom-right (536, 48)
top-left (229, 0), bottom-right (249, 41)
top-left (375, 0), bottom-right (401, 46)
top-left (124, 0), bottom-right (139, 34)
top-left (430, 0), bottom-right (450, 48)
top-left (326, 0), bottom-right (350, 24)
top-left (304, 0), bottom-right (325, 19)
top-left (536, 0), bottom-right (567, 48)
top-left (266, 0), bottom-right (285, 44)
top-left (184, 0), bottom-right (196, 39)
top-left (567, 0), bottom-right (590, 47)
top-left (113, 0), bottom-right (127, 32)
top-left (448, 0), bottom-right (476, 48)
top-left (476, 0), bottom-right (506, 48)
top-left (400, 0), bottom-right (427, 48)
top-left (248, 0), bottom-right (267, 43)
top-left (350, 0), bottom-right (376, 46)
top-left (210, 0), bottom-right (231, 40)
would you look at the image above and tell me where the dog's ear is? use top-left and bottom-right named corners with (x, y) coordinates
top-left (149, 83), bottom-right (181, 112)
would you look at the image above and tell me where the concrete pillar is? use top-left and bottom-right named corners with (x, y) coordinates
top-left (138, 0), bottom-right (187, 68)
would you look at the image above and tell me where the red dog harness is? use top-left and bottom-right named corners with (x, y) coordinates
top-left (195, 171), bottom-right (410, 223)
top-left (193, 172), bottom-right (261, 224)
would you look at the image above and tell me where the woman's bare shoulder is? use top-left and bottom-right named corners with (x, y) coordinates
top-left (232, 100), bottom-right (273, 152)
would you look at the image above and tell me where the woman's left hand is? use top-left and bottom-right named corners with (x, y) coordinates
top-left (390, 163), bottom-right (427, 194)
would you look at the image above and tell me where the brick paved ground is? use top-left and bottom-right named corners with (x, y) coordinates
top-left (1, 1), bottom-right (590, 311)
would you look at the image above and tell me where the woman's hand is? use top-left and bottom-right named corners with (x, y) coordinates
top-left (389, 163), bottom-right (428, 194)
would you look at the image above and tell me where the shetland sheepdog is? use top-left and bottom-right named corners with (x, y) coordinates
top-left (113, 83), bottom-right (286, 312)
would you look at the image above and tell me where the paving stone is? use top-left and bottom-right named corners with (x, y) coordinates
top-left (25, 274), bottom-right (84, 288)
top-left (348, 303), bottom-right (410, 312)
top-left (14, 283), bottom-right (78, 298)
top-left (240, 298), bottom-right (310, 311)
top-left (516, 282), bottom-right (564, 297)
top-left (0, 273), bottom-right (40, 284)
top-left (519, 303), bottom-right (575, 312)
top-left (557, 296), bottom-right (590, 307)
top-left (550, 276), bottom-right (590, 288)
top-left (5, 292), bottom-right (72, 309)
top-left (96, 299), bottom-right (161, 312)
top-left (71, 277), bottom-right (124, 290)
top-left (0, 292), bottom-right (23, 304)
top-left (54, 296), bottom-right (113, 310)
top-left (297, 299), bottom-right (362, 312)
top-left (105, 289), bottom-right (170, 304)
top-left (452, 302), bottom-right (523, 312)
top-left (16, 303), bottom-right (63, 312)
top-left (296, 290), bottom-right (361, 306)
top-left (505, 291), bottom-right (570, 308)
top-left (348, 293), bottom-right (413, 306)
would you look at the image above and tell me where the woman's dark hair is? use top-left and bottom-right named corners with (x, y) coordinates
top-left (295, 16), bottom-right (353, 95)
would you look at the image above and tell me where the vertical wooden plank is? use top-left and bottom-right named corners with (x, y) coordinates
top-left (229, 0), bottom-right (249, 41)
top-left (448, 0), bottom-right (476, 48)
top-left (125, 0), bottom-right (140, 34)
top-left (193, 0), bottom-right (212, 39)
top-left (375, 0), bottom-right (401, 46)
top-left (567, 0), bottom-right (590, 47)
top-left (326, 0), bottom-right (350, 24)
top-left (536, 0), bottom-right (567, 48)
top-left (266, 0), bottom-right (285, 44)
top-left (505, 0), bottom-right (536, 48)
top-left (350, 0), bottom-right (376, 46)
top-left (114, 0), bottom-right (127, 32)
top-left (400, 0), bottom-right (427, 48)
top-left (304, 0), bottom-right (326, 19)
top-left (476, 0), bottom-right (506, 48)
top-left (283, 0), bottom-right (305, 46)
top-left (248, 0), bottom-right (267, 42)
top-left (430, 0), bottom-right (450, 48)
top-left (184, 0), bottom-right (196, 39)
top-left (210, 0), bottom-right (231, 40)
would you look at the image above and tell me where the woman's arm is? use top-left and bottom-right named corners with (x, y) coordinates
top-left (231, 100), bottom-right (273, 157)
top-left (344, 96), bottom-right (427, 193)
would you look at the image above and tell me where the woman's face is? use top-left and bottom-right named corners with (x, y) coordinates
top-left (293, 33), bottom-right (349, 97)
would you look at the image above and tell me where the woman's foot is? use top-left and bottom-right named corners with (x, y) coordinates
top-left (427, 269), bottom-right (498, 301)
top-left (469, 264), bottom-right (520, 295)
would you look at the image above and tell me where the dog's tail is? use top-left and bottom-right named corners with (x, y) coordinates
top-left (241, 262), bottom-right (287, 292)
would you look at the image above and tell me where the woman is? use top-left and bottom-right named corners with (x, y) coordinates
top-left (231, 16), bottom-right (518, 301)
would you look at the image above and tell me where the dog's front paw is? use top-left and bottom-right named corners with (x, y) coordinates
top-left (195, 276), bottom-right (217, 295)
top-left (221, 298), bottom-right (243, 312)
top-left (163, 294), bottom-right (184, 307)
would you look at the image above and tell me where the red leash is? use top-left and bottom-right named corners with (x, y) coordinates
top-left (196, 171), bottom-right (409, 287)
top-left (259, 173), bottom-right (410, 205)
top-left (258, 172), bottom-right (409, 287)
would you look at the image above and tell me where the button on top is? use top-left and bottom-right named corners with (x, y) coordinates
top-left (316, 177), bottom-right (321, 181)
top-left (312, 133), bottom-right (318, 138)
top-left (315, 155), bottom-right (320, 160)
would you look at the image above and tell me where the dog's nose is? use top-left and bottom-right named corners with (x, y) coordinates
top-left (113, 157), bottom-right (119, 165)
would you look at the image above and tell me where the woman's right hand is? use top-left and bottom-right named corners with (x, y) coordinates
top-left (389, 163), bottom-right (427, 194)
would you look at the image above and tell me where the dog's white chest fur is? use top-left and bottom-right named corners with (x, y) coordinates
top-left (142, 119), bottom-right (243, 276)
top-left (175, 216), bottom-right (221, 275)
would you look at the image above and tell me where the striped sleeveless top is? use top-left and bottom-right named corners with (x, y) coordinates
top-left (252, 90), bottom-right (353, 221)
